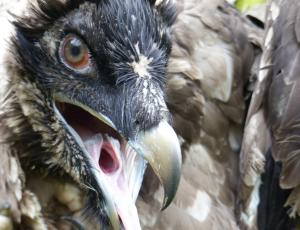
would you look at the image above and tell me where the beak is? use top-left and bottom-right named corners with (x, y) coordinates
top-left (130, 121), bottom-right (182, 209)
top-left (53, 95), bottom-right (182, 229)
top-left (99, 120), bottom-right (182, 229)
top-left (88, 121), bottom-right (181, 229)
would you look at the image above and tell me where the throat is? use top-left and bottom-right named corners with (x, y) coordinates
top-left (83, 133), bottom-right (120, 174)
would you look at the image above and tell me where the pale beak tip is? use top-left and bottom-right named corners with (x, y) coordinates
top-left (132, 121), bottom-right (182, 210)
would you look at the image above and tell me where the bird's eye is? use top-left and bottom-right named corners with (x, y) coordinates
top-left (60, 34), bottom-right (91, 71)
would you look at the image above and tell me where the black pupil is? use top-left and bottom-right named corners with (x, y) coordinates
top-left (69, 39), bottom-right (82, 57)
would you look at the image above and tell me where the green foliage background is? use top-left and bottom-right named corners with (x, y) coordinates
top-left (235, 0), bottom-right (266, 11)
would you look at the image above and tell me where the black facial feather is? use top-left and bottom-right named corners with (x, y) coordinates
top-left (13, 0), bottom-right (176, 42)
top-left (9, 31), bottom-right (111, 224)
top-left (13, 0), bottom-right (176, 136)
top-left (13, 0), bottom-right (87, 41)
top-left (5, 0), bottom-right (177, 228)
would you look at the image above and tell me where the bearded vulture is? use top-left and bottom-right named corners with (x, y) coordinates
top-left (0, 0), bottom-right (182, 229)
top-left (4, 0), bottom-right (297, 229)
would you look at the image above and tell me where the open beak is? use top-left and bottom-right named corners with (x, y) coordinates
top-left (53, 94), bottom-right (182, 229)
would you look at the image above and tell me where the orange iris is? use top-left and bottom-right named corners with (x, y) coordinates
top-left (61, 34), bottom-right (90, 70)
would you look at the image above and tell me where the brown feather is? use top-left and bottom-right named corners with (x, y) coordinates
top-left (138, 0), bottom-right (263, 228)
top-left (239, 0), bottom-right (300, 227)
top-left (266, 0), bottom-right (300, 189)
top-left (265, 0), bottom-right (300, 218)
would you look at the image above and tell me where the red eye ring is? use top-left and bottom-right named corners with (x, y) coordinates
top-left (60, 34), bottom-right (90, 70)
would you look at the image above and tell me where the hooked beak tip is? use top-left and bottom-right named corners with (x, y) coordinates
top-left (131, 121), bottom-right (182, 210)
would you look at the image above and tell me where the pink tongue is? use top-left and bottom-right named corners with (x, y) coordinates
top-left (82, 134), bottom-right (142, 230)
top-left (83, 134), bottom-right (103, 163)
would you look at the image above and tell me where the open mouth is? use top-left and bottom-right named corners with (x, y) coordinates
top-left (55, 101), bottom-right (123, 174)
top-left (53, 96), bottom-right (147, 229)
top-left (52, 94), bottom-right (182, 230)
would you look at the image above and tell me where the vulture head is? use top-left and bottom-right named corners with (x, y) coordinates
top-left (3, 0), bottom-right (181, 228)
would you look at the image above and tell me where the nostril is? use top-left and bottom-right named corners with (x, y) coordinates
top-left (99, 148), bottom-right (119, 174)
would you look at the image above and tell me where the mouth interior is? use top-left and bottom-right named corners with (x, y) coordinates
top-left (56, 101), bottom-right (121, 173)
top-left (55, 100), bottom-right (149, 229)
top-left (100, 144), bottom-right (119, 174)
